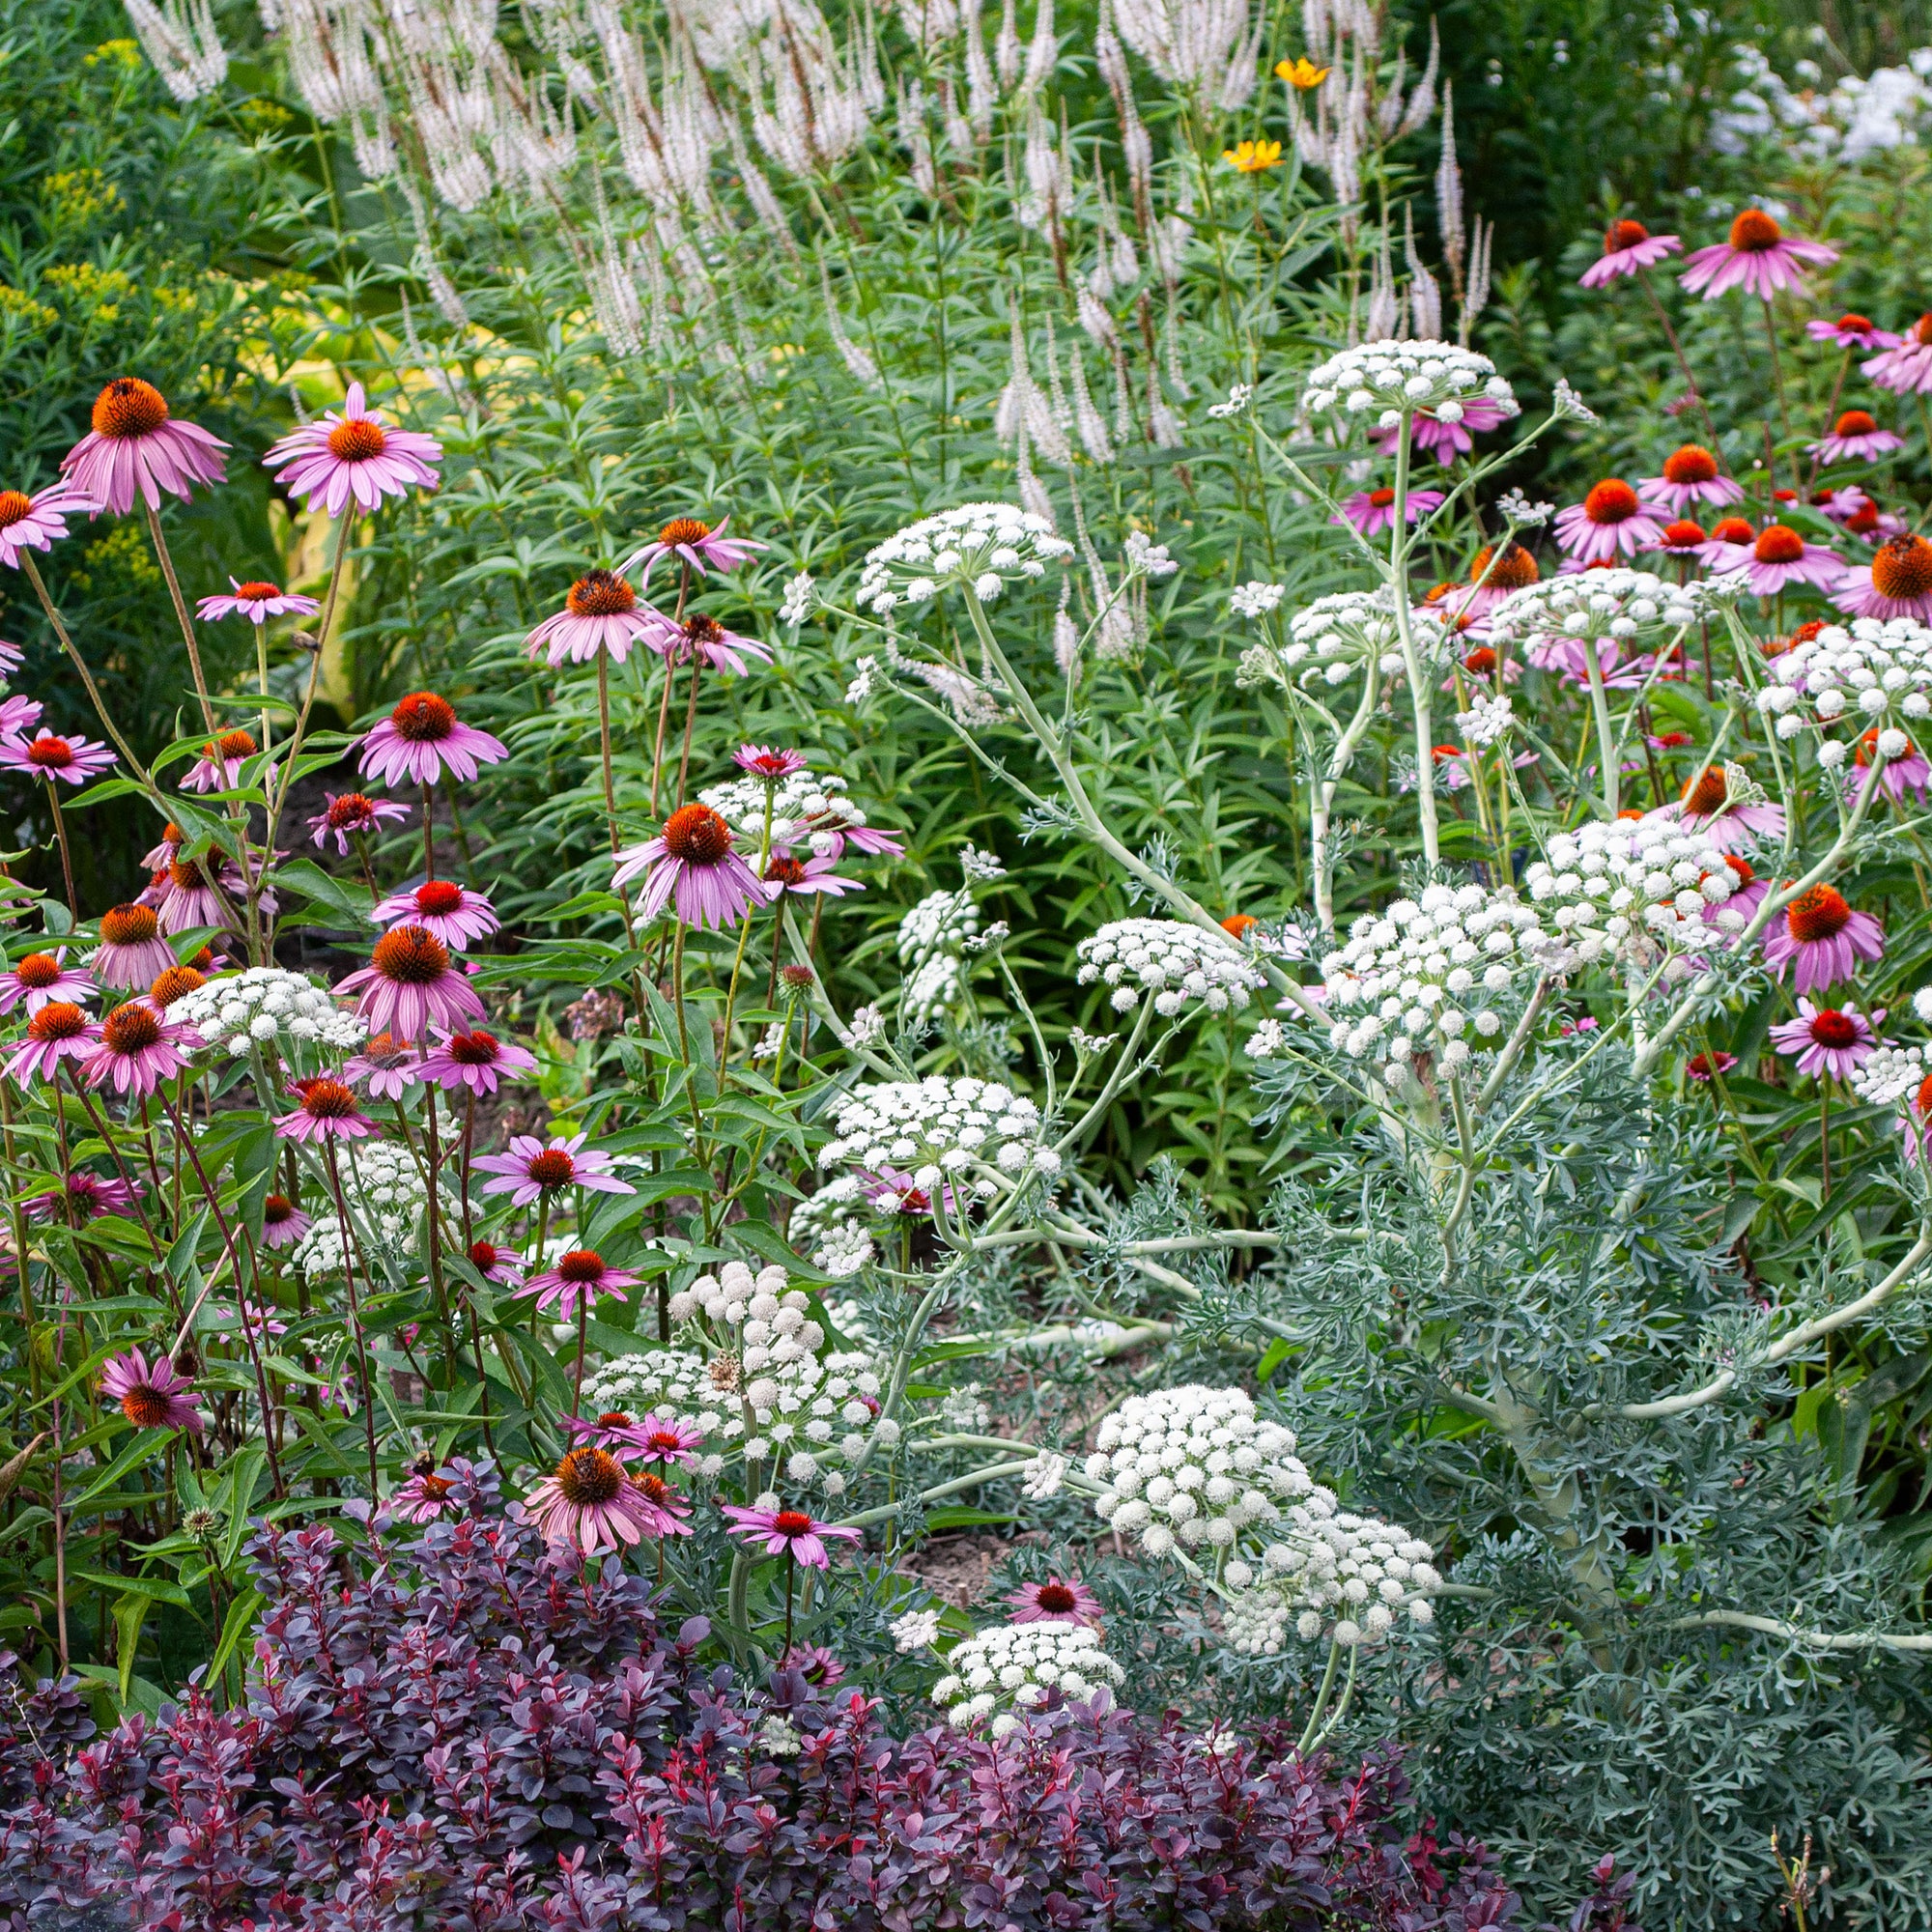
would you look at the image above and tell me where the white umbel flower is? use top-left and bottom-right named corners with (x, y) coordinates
top-left (1523, 816), bottom-right (1747, 967)
top-left (1850, 1041), bottom-right (1926, 1107)
top-left (170, 966), bottom-right (366, 1059)
top-left (1301, 340), bottom-right (1517, 428)
top-left (858, 502), bottom-right (1073, 615)
top-left (931, 1621), bottom-right (1124, 1736)
top-left (819, 1075), bottom-right (1050, 1182)
top-left (1757, 616), bottom-right (1932, 741)
top-left (1075, 919), bottom-right (1266, 1017)
top-left (1486, 568), bottom-right (1707, 667)
top-left (1224, 1497), bottom-right (1440, 1654)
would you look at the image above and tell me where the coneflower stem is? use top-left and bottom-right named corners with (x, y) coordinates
top-left (783, 1548), bottom-right (796, 1656)
top-left (142, 499), bottom-right (219, 738)
top-left (1820, 1084), bottom-right (1832, 1201)
top-left (43, 779), bottom-right (74, 915)
top-left (324, 1135), bottom-right (383, 1496)
top-left (574, 1297), bottom-right (589, 1411)
top-left (421, 782), bottom-right (436, 880)
top-left (1636, 268), bottom-right (1719, 448)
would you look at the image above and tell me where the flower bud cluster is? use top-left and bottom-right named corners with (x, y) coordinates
top-left (699, 765), bottom-right (879, 858)
top-left (1320, 884), bottom-right (1549, 1077)
top-left (896, 888), bottom-right (979, 1019)
top-left (1301, 340), bottom-right (1517, 430)
top-left (931, 1622), bottom-right (1124, 1737)
top-left (1851, 1041), bottom-right (1925, 1107)
top-left (1524, 816), bottom-right (1747, 965)
top-left (1242, 589), bottom-right (1408, 691)
top-left (1075, 919), bottom-right (1265, 1016)
top-left (1222, 1497), bottom-right (1440, 1653)
top-left (1486, 569), bottom-right (1704, 659)
top-left (819, 1076), bottom-right (1054, 1187)
top-left (858, 502), bottom-right (1073, 615)
top-left (1087, 1385), bottom-right (1313, 1555)
top-left (288, 1140), bottom-right (444, 1282)
top-left (1756, 616), bottom-right (1932, 744)
top-left (174, 967), bottom-right (366, 1057)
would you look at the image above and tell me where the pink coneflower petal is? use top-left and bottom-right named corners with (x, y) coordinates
top-left (1553, 480), bottom-right (1666, 561)
top-left (310, 790), bottom-right (412, 854)
top-left (99, 1349), bottom-right (205, 1434)
top-left (1008, 1574), bottom-right (1105, 1626)
top-left (274, 1074), bottom-right (380, 1142)
top-left (370, 878), bottom-right (498, 949)
top-left (613, 803), bottom-right (764, 930)
top-left (335, 924), bottom-right (485, 1040)
top-left (1769, 998), bottom-right (1884, 1082)
top-left (515, 1248), bottom-right (640, 1322)
top-left (195, 577), bottom-right (321, 625)
top-left (618, 514), bottom-right (767, 586)
top-left (1332, 486), bottom-right (1444, 537)
top-left (721, 1501), bottom-right (862, 1571)
top-left (0, 950), bottom-right (94, 1015)
top-left (1760, 884), bottom-right (1885, 995)
top-left (525, 569), bottom-right (663, 666)
top-left (0, 730), bottom-right (117, 785)
top-left (1577, 220), bottom-right (1682, 289)
top-left (520, 1445), bottom-right (661, 1555)
top-left (60, 380), bottom-right (227, 516)
top-left (1678, 213), bottom-right (1838, 302)
top-left (415, 1024), bottom-right (536, 1094)
top-left (259, 1191), bottom-right (311, 1249)
top-left (263, 380), bottom-right (441, 513)
top-left (0, 482), bottom-right (99, 568)
top-left (81, 1000), bottom-right (200, 1099)
top-left (471, 1130), bottom-right (635, 1207)
top-left (357, 691), bottom-right (506, 789)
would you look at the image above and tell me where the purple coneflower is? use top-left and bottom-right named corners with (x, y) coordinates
top-left (1433, 540), bottom-right (1541, 629)
top-left (1646, 517), bottom-right (1710, 561)
top-left (1761, 884), bottom-right (1884, 995)
top-left (27, 1169), bottom-right (140, 1223)
top-left (646, 611), bottom-right (773, 676)
top-left (1578, 218), bottom-right (1681, 288)
top-left (342, 1032), bottom-right (419, 1100)
top-left (762, 852), bottom-right (863, 901)
top-left (263, 381), bottom-right (441, 513)
top-left (6, 1001), bottom-right (99, 1084)
top-left (156, 859), bottom-right (223, 935)
top-left (416, 1025), bottom-right (535, 1095)
top-left (0, 730), bottom-right (116, 785)
top-left (336, 924), bottom-right (485, 1040)
top-left (1862, 316), bottom-right (1932, 395)
top-left (358, 692), bottom-right (507, 789)
top-left (0, 950), bottom-right (93, 1015)
top-left (781, 1645), bottom-right (846, 1688)
top-left (195, 579), bottom-right (321, 625)
top-left (630, 1410), bottom-right (705, 1465)
top-left (1686, 1051), bottom-right (1739, 1082)
top-left (140, 824), bottom-right (183, 870)
top-left (276, 1075), bottom-right (380, 1142)
top-left (722, 1501), bottom-right (861, 1571)
top-left (465, 1237), bottom-right (525, 1287)
top-left (633, 1470), bottom-right (694, 1537)
top-left (620, 514), bottom-right (766, 584)
top-left (1807, 313), bottom-right (1897, 350)
top-left (1332, 485), bottom-right (1443, 537)
top-left (1833, 533), bottom-right (1932, 622)
top-left (517, 1247), bottom-right (639, 1321)
top-left (1843, 728), bottom-right (1932, 805)
top-left (1810, 409), bottom-right (1904, 467)
top-left (59, 378), bottom-right (227, 515)
top-left (91, 904), bottom-right (175, 990)
top-left (1366, 397), bottom-right (1513, 462)
top-left (310, 790), bottom-right (412, 853)
top-left (1665, 767), bottom-right (1786, 853)
top-left (83, 999), bottom-right (199, 1098)
top-left (259, 1191), bottom-right (310, 1249)
top-left (99, 1350), bottom-right (205, 1435)
top-left (521, 1445), bottom-right (660, 1556)
top-left (613, 803), bottom-right (764, 931)
top-left (734, 744), bottom-right (810, 781)
top-left (1554, 480), bottom-right (1666, 563)
top-left (1009, 1574), bottom-right (1104, 1626)
top-left (371, 878), bottom-right (498, 949)
top-left (1678, 210), bottom-right (1837, 300)
top-left (565, 1409), bottom-right (650, 1451)
top-left (148, 964), bottom-right (206, 1011)
top-left (1636, 445), bottom-right (1743, 517)
top-left (1704, 524), bottom-right (1844, 596)
top-left (524, 569), bottom-right (660, 666)
top-left (181, 728), bottom-right (264, 794)
top-left (0, 482), bottom-right (96, 569)
top-left (1770, 1000), bottom-right (1884, 1081)
top-left (472, 1130), bottom-right (635, 1207)
top-left (388, 1465), bottom-right (460, 1523)
top-left (0, 696), bottom-right (43, 741)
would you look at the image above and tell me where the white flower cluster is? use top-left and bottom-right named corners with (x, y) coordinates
top-left (698, 765), bottom-right (884, 859)
top-left (1074, 919), bottom-right (1265, 1017)
top-left (1222, 1499), bottom-right (1441, 1653)
top-left (779, 572), bottom-right (816, 625)
top-left (932, 1622), bottom-right (1124, 1737)
top-left (893, 1607), bottom-right (944, 1653)
top-left (1456, 693), bottom-right (1516, 747)
top-left (580, 1348), bottom-right (737, 1477)
top-left (1122, 529), bottom-right (1179, 580)
top-left (857, 502), bottom-right (1073, 615)
top-left (172, 967), bottom-right (366, 1059)
top-left (287, 1139), bottom-right (440, 1283)
top-left (819, 1076), bottom-right (1055, 1189)
top-left (1260, 589), bottom-right (1410, 691)
top-left (1756, 616), bottom-right (1932, 746)
top-left (1524, 817), bottom-right (1748, 968)
top-left (1851, 1041), bottom-right (1926, 1107)
top-left (1301, 339), bottom-right (1516, 431)
top-left (1231, 581), bottom-right (1287, 620)
top-left (896, 887), bottom-right (978, 1019)
top-left (1087, 1385), bottom-right (1314, 1556)
top-left (1320, 884), bottom-right (1550, 1078)
top-left (1486, 569), bottom-right (1704, 657)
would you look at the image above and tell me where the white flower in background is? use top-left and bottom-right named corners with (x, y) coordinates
top-left (699, 763), bottom-right (886, 861)
top-left (287, 1138), bottom-right (449, 1283)
top-left (1256, 589), bottom-right (1410, 692)
top-left (930, 1622), bottom-right (1124, 1736)
top-left (893, 1607), bottom-right (944, 1653)
top-left (1244, 1018), bottom-right (1288, 1061)
top-left (899, 887), bottom-right (980, 963)
top-left (1087, 1385), bottom-right (1314, 1555)
top-left (1494, 489), bottom-right (1553, 527)
top-left (1022, 1452), bottom-right (1067, 1499)
top-left (845, 657), bottom-right (882, 705)
top-left (780, 572), bottom-right (816, 624)
top-left (1122, 529), bottom-right (1179, 579)
top-left (1320, 883), bottom-right (1552, 1081)
top-left (903, 952), bottom-right (964, 1019)
top-left (1068, 1026), bottom-right (1121, 1056)
top-left (172, 967), bottom-right (366, 1059)
top-left (582, 1348), bottom-right (739, 1473)
top-left (1075, 919), bottom-right (1265, 1017)
top-left (960, 844), bottom-right (1007, 881)
top-left (1757, 617), bottom-right (1932, 741)
top-left (1231, 581), bottom-right (1286, 619)
top-left (1916, 984), bottom-right (1932, 1025)
top-left (1550, 377), bottom-right (1601, 424)
top-left (1223, 1497), bottom-right (1440, 1653)
top-left (812, 1218), bottom-right (876, 1278)
top-left (837, 1003), bottom-right (886, 1049)
top-left (1524, 818), bottom-right (1747, 968)
top-left (1301, 340), bottom-right (1517, 429)
top-left (858, 502), bottom-right (1073, 615)
top-left (1486, 569), bottom-right (1705, 662)
top-left (1207, 383), bottom-right (1253, 418)
top-left (758, 1715), bottom-right (803, 1755)
top-left (1456, 693), bottom-right (1516, 748)
top-left (820, 1076), bottom-right (1049, 1183)
top-left (1851, 1042), bottom-right (1925, 1107)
